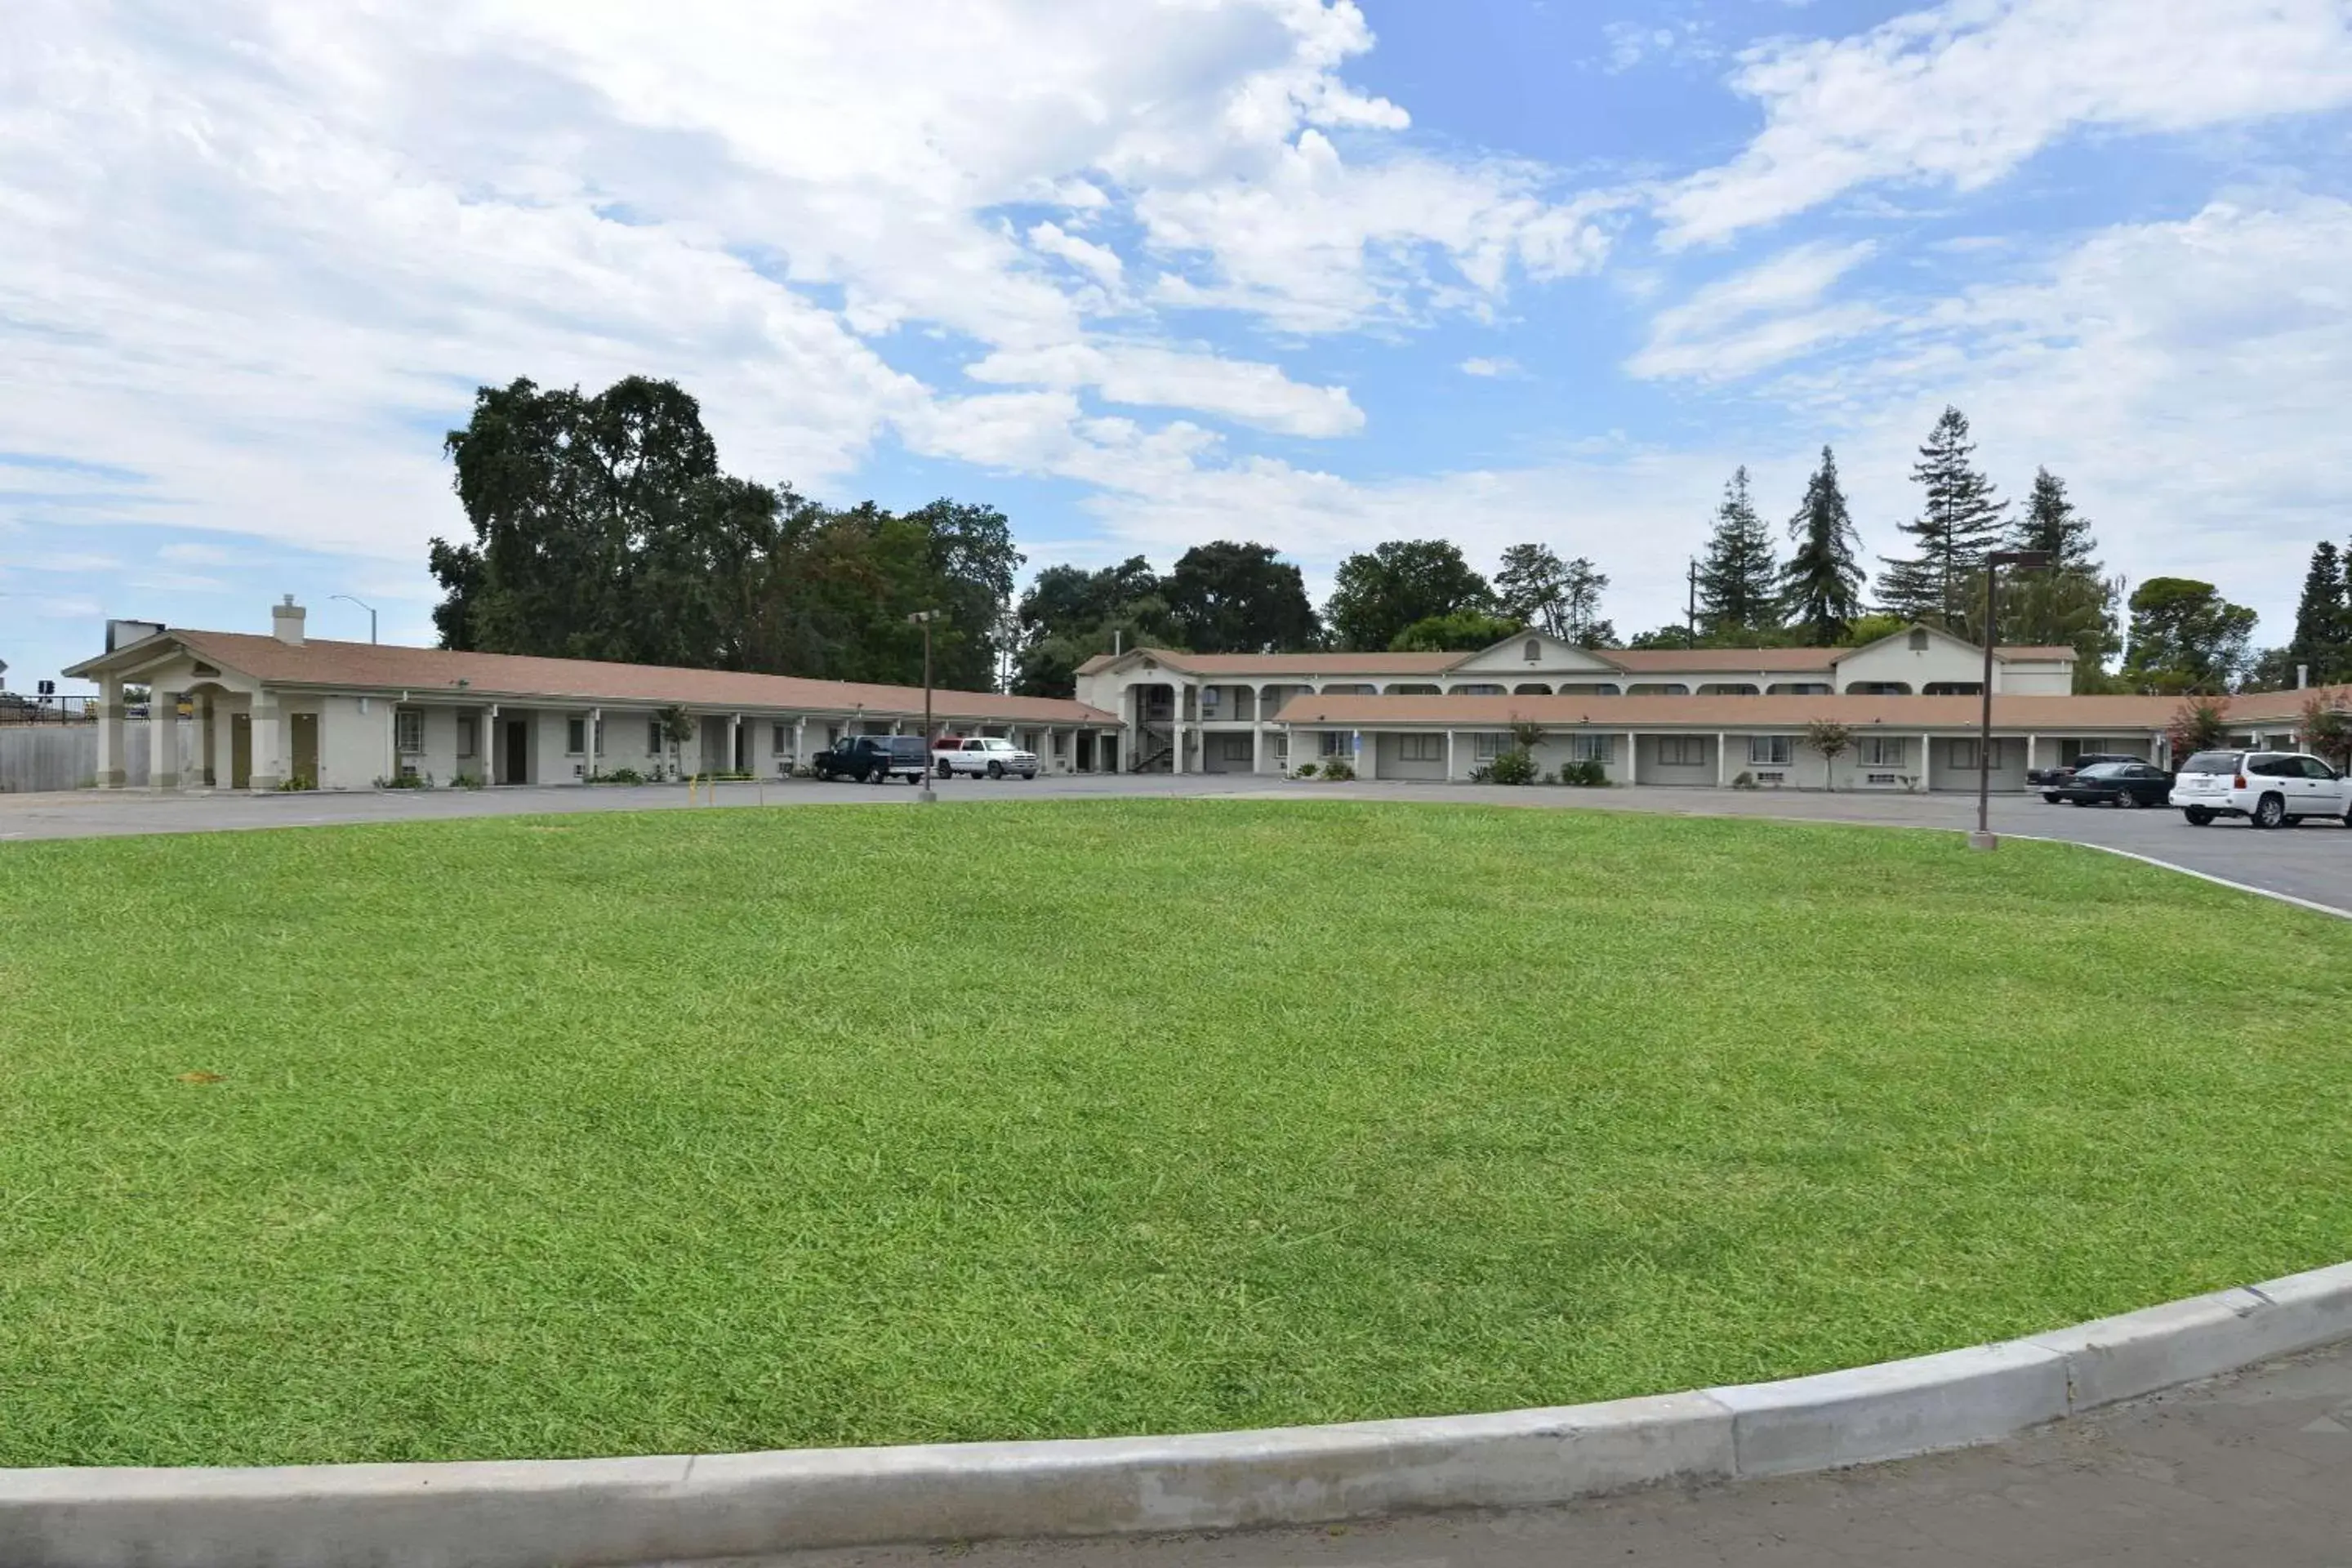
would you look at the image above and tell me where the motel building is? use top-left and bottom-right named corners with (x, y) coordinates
top-left (1077, 626), bottom-right (2333, 789)
top-left (66, 599), bottom-right (1123, 791)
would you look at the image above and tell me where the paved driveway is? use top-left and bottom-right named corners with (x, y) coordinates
top-left (4, 773), bottom-right (2346, 915)
top-left (723, 1342), bottom-right (2352, 1568)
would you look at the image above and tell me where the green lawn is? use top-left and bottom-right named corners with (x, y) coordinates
top-left (2, 800), bottom-right (2349, 1468)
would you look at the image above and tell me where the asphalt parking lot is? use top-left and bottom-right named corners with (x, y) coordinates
top-left (2, 772), bottom-right (2345, 915)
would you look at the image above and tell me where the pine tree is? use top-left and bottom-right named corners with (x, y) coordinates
top-left (2001, 466), bottom-right (2120, 684)
top-left (2287, 541), bottom-right (2350, 685)
top-left (1877, 406), bottom-right (2008, 630)
top-left (1780, 445), bottom-right (1864, 644)
top-left (1695, 467), bottom-right (1781, 638)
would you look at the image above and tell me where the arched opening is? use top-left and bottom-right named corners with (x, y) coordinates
top-left (1845, 681), bottom-right (1913, 696)
top-left (1523, 638), bottom-right (1542, 662)
top-left (1449, 683), bottom-right (1506, 696)
top-left (1766, 682), bottom-right (1833, 696)
top-left (1695, 683), bottom-right (1758, 696)
top-left (1625, 683), bottom-right (1690, 696)
top-left (1513, 683), bottom-right (1552, 695)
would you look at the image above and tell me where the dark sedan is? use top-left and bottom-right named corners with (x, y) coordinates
top-left (2043, 760), bottom-right (2174, 807)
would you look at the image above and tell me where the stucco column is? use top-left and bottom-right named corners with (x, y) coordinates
top-left (1171, 723), bottom-right (1185, 774)
top-left (728, 713), bottom-right (742, 770)
top-left (1446, 730), bottom-right (1457, 781)
top-left (1355, 729), bottom-right (1375, 780)
top-left (1252, 724), bottom-right (1266, 775)
top-left (95, 686), bottom-right (127, 789)
top-left (146, 691), bottom-right (180, 790)
top-left (2025, 733), bottom-right (2037, 777)
top-left (1625, 731), bottom-right (1638, 786)
top-left (1920, 733), bottom-right (1933, 792)
top-left (250, 696), bottom-right (284, 791)
top-left (792, 717), bottom-right (808, 768)
top-left (1716, 732), bottom-right (1727, 789)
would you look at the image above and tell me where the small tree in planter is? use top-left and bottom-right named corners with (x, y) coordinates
top-left (657, 705), bottom-right (696, 780)
top-left (2301, 695), bottom-right (2352, 773)
top-left (2166, 694), bottom-right (2231, 764)
top-left (1802, 719), bottom-right (1854, 792)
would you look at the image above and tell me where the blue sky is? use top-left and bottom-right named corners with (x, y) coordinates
top-left (6, 0), bottom-right (2352, 690)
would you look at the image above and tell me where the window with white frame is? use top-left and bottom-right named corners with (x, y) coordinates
top-left (772, 723), bottom-right (790, 755)
top-left (1200, 687), bottom-right (1222, 715)
top-left (1272, 733), bottom-right (1289, 761)
top-left (1859, 735), bottom-right (1905, 768)
top-left (394, 708), bottom-right (425, 755)
top-left (1949, 738), bottom-right (2006, 770)
top-left (1398, 733), bottom-right (1442, 762)
top-left (1472, 732), bottom-right (1508, 760)
top-left (1321, 730), bottom-right (1353, 758)
top-left (457, 715), bottom-right (478, 759)
top-left (1218, 734), bottom-right (1251, 761)
top-left (648, 719), bottom-right (664, 753)
top-left (1748, 735), bottom-right (1793, 766)
top-left (566, 717), bottom-right (586, 755)
top-left (1568, 734), bottom-right (1611, 763)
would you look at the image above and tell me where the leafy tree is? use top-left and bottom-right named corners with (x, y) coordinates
top-left (1495, 544), bottom-right (1569, 639)
top-left (1389, 609), bottom-right (1524, 653)
top-left (2301, 695), bottom-right (2352, 773)
top-left (1695, 467), bottom-right (1781, 638)
top-left (1802, 719), bottom-right (1854, 792)
top-left (1838, 612), bottom-right (1912, 647)
top-left (2287, 541), bottom-right (2350, 686)
top-left (1557, 556), bottom-right (1616, 648)
top-left (1163, 541), bottom-right (1319, 654)
top-left (1877, 407), bottom-right (2009, 629)
top-left (1325, 540), bottom-right (1494, 651)
top-left (2122, 578), bottom-right (2257, 694)
top-left (1011, 557), bottom-right (1178, 697)
top-left (1781, 446), bottom-right (1864, 644)
top-left (2166, 694), bottom-right (2232, 761)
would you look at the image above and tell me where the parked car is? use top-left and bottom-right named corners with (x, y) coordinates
top-left (2171, 749), bottom-right (2352, 828)
top-left (810, 735), bottom-right (931, 784)
top-left (936, 735), bottom-right (1039, 779)
top-left (2042, 760), bottom-right (2174, 808)
top-left (2025, 751), bottom-right (2142, 786)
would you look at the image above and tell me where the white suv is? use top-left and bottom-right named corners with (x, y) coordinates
top-left (936, 736), bottom-right (1040, 780)
top-left (2171, 750), bottom-right (2352, 828)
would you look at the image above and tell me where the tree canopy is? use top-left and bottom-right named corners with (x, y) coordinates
top-left (1163, 541), bottom-right (1320, 654)
top-left (1325, 539), bottom-right (1494, 652)
top-left (2120, 577), bottom-right (2256, 694)
top-left (428, 376), bottom-right (1023, 691)
top-left (1780, 446), bottom-right (1865, 645)
top-left (1388, 609), bottom-right (1524, 653)
top-left (1695, 467), bottom-right (1782, 638)
top-left (1878, 407), bottom-right (2009, 630)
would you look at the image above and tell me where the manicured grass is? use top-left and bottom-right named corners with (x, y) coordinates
top-left (2, 800), bottom-right (2350, 1467)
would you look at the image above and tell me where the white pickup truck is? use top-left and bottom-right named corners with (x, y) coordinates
top-left (933, 736), bottom-right (1040, 779)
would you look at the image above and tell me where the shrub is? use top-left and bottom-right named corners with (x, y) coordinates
top-left (1486, 749), bottom-right (1539, 786)
top-left (449, 773), bottom-right (483, 791)
top-left (1558, 759), bottom-right (1606, 787)
top-left (1732, 771), bottom-right (1758, 791)
top-left (1320, 760), bottom-right (1356, 782)
top-left (590, 767), bottom-right (645, 786)
top-left (1294, 761), bottom-right (1318, 778)
top-left (276, 775), bottom-right (317, 792)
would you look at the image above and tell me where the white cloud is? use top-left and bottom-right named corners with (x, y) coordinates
top-left (1628, 240), bottom-right (1883, 380)
top-left (1459, 356), bottom-right (1521, 377)
top-left (1662, 0), bottom-right (2352, 245)
top-left (0, 0), bottom-right (1587, 573)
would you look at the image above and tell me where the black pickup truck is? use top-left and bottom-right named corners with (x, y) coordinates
top-left (810, 735), bottom-right (931, 784)
top-left (2025, 752), bottom-right (2142, 787)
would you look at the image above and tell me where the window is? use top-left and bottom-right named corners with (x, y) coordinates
top-left (1922, 681), bottom-right (1983, 696)
top-left (1767, 682), bottom-right (1833, 696)
top-left (1697, 683), bottom-right (1759, 696)
top-left (1625, 683), bottom-right (1690, 696)
top-left (1219, 734), bottom-right (1252, 761)
top-left (1272, 733), bottom-right (1289, 761)
top-left (1523, 638), bottom-right (1541, 662)
top-left (1859, 736), bottom-right (1904, 768)
top-left (2248, 755), bottom-right (2299, 777)
top-left (1846, 681), bottom-right (1912, 696)
top-left (1658, 736), bottom-right (1707, 767)
top-left (566, 717), bottom-right (586, 755)
top-left (394, 709), bottom-right (424, 755)
top-left (648, 719), bottom-right (665, 753)
top-left (1568, 734), bottom-right (1611, 763)
top-left (1949, 739), bottom-right (2007, 770)
top-left (2300, 756), bottom-right (2341, 780)
top-left (1321, 731), bottom-right (1353, 758)
top-left (772, 723), bottom-right (790, 755)
top-left (1452, 683), bottom-right (1505, 696)
top-left (1398, 734), bottom-right (1442, 762)
top-left (457, 715), bottom-right (478, 759)
top-left (1472, 732), bottom-right (1508, 760)
top-left (1200, 687), bottom-right (1221, 714)
top-left (1748, 735), bottom-right (1792, 766)
top-left (1908, 628), bottom-right (1930, 650)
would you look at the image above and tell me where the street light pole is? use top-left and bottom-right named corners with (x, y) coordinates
top-left (1971, 550), bottom-right (2051, 850)
top-left (330, 595), bottom-right (377, 644)
top-left (909, 610), bottom-right (939, 803)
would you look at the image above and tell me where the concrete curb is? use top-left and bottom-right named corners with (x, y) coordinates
top-left (2002, 833), bottom-right (2352, 920)
top-left (5, 1262), bottom-right (2349, 1568)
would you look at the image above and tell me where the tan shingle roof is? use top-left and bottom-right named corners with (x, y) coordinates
top-left (151, 632), bottom-right (1119, 724)
top-left (1270, 691), bottom-right (2185, 730)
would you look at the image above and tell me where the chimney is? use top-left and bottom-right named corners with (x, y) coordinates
top-left (2297, 663), bottom-right (2310, 690)
top-left (272, 595), bottom-right (306, 646)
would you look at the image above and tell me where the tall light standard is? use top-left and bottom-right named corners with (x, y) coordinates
top-left (1971, 549), bottom-right (2051, 849)
top-left (909, 609), bottom-right (939, 803)
top-left (330, 595), bottom-right (377, 644)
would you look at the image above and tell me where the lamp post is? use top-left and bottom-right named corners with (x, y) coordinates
top-left (909, 610), bottom-right (939, 803)
top-left (1970, 550), bottom-right (2051, 849)
top-left (330, 595), bottom-right (377, 644)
